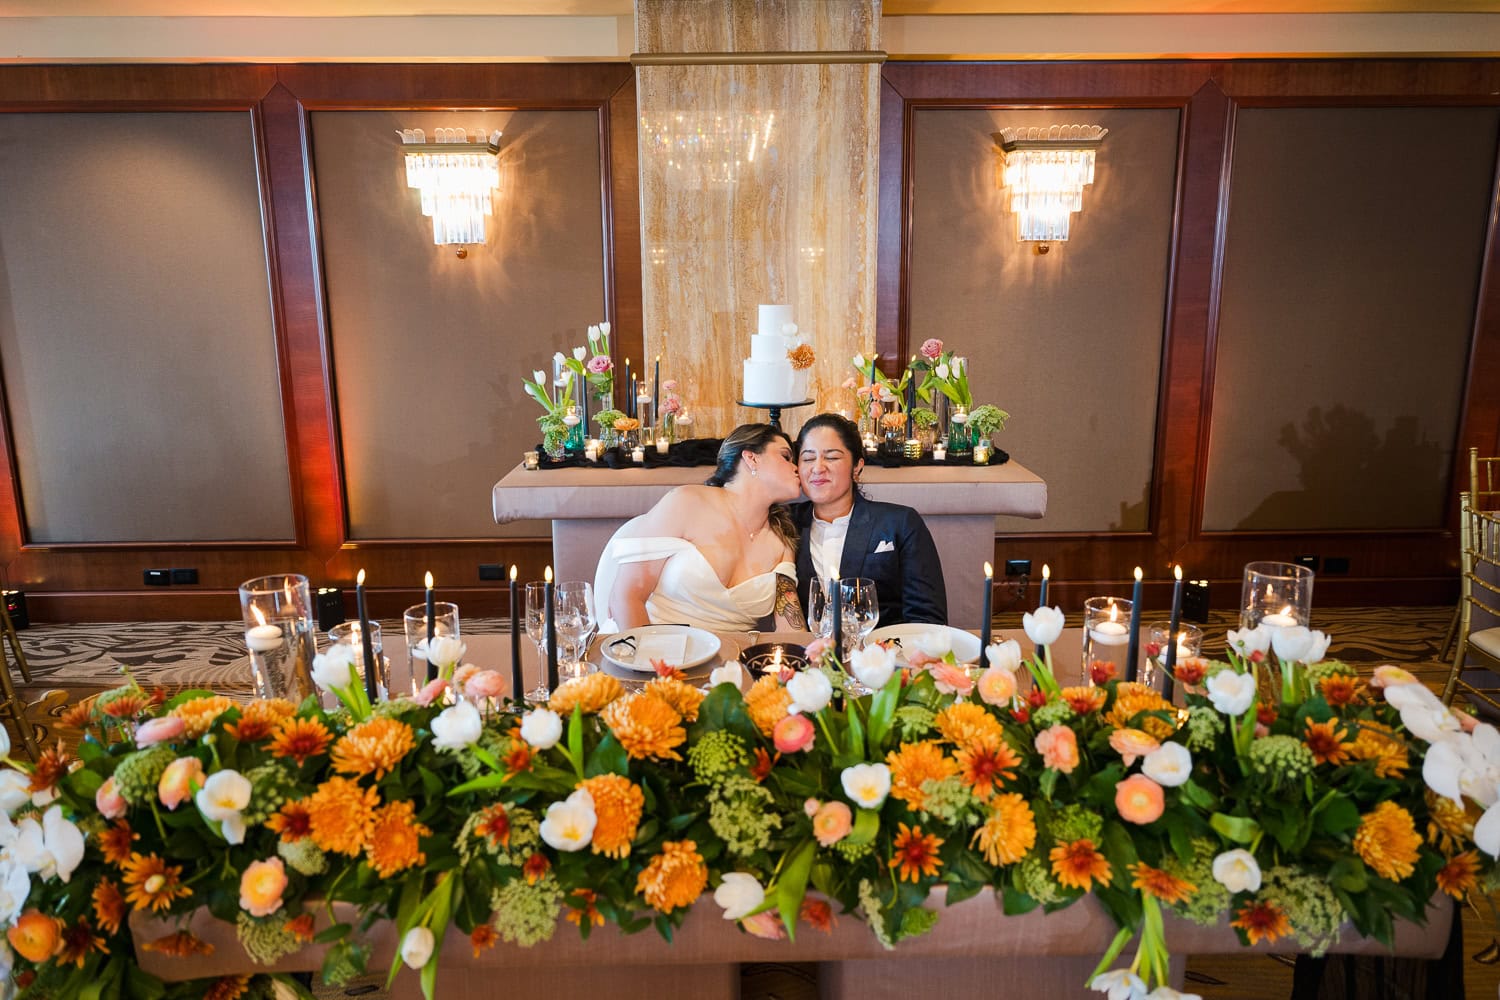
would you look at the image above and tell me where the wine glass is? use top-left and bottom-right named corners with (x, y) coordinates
top-left (807, 579), bottom-right (834, 640)
top-left (555, 581), bottom-right (597, 683)
top-left (840, 577), bottom-right (880, 651)
top-left (524, 581), bottom-right (551, 703)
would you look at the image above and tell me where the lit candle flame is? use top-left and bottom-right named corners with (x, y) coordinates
top-left (1281, 604), bottom-right (1293, 617)
top-left (1134, 566), bottom-right (1143, 581)
top-left (425, 571), bottom-right (434, 590)
top-left (1174, 564), bottom-right (1183, 581)
top-left (1109, 603), bottom-right (1119, 623)
top-left (251, 605), bottom-right (268, 627)
top-left (509, 565), bottom-right (518, 582)
top-left (772, 647), bottom-right (783, 668)
top-left (357, 568), bottom-right (366, 586)
top-left (1178, 630), bottom-right (1188, 646)
top-left (545, 566), bottom-right (553, 583)
top-left (984, 561), bottom-right (993, 579)
top-left (1042, 564), bottom-right (1050, 580)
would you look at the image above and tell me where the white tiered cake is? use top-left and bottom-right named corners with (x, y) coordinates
top-left (741, 305), bottom-right (809, 405)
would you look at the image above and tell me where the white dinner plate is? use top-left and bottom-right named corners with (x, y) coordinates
top-left (866, 624), bottom-right (982, 665)
top-left (601, 624), bottom-right (722, 673)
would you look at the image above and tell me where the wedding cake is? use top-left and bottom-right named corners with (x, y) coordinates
top-left (742, 305), bottom-right (812, 404)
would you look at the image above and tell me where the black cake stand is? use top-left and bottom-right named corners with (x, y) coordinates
top-left (737, 399), bottom-right (815, 431)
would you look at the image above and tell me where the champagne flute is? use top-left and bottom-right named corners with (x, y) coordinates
top-left (555, 581), bottom-right (597, 682)
top-left (807, 579), bottom-right (833, 639)
top-left (524, 581), bottom-right (551, 703)
top-left (841, 577), bottom-right (880, 651)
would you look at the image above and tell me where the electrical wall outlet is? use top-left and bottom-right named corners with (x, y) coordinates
top-left (170, 568), bottom-right (198, 585)
top-left (1324, 556), bottom-right (1350, 574)
top-left (143, 569), bottom-right (170, 587)
top-left (1004, 559), bottom-right (1032, 577)
top-left (478, 563), bottom-right (504, 581)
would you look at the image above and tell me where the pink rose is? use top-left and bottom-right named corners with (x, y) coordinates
top-left (663, 379), bottom-right (678, 391)
top-left (920, 338), bottom-right (944, 360)
top-left (158, 756), bottom-right (204, 811)
top-left (412, 678), bottom-right (447, 707)
top-left (977, 666), bottom-right (1016, 706)
top-left (743, 911), bottom-right (786, 940)
top-left (1114, 774), bottom-right (1165, 825)
top-left (929, 662), bottom-right (974, 697)
top-left (136, 716), bottom-right (185, 747)
top-left (95, 776), bottom-right (127, 820)
top-left (1035, 724), bottom-right (1079, 774)
top-left (774, 714), bottom-right (816, 754)
top-left (812, 801), bottom-right (853, 847)
top-left (239, 857), bottom-right (288, 917)
top-left (586, 355), bottom-right (613, 374)
top-left (464, 670), bottom-right (507, 701)
top-left (660, 395), bottom-right (682, 416)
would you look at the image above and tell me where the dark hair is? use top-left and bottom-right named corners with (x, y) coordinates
top-left (706, 423), bottom-right (798, 552)
top-left (794, 412), bottom-right (867, 498)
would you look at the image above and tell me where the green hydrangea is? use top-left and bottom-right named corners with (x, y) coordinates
top-left (687, 730), bottom-right (749, 784)
top-left (857, 878), bottom-right (895, 950)
top-left (708, 775), bottom-right (782, 856)
top-left (1032, 701), bottom-right (1076, 728)
top-left (895, 705), bottom-right (936, 741)
top-left (1248, 735), bottom-right (1315, 788)
top-left (278, 837), bottom-right (328, 877)
top-left (458, 805), bottom-right (539, 867)
top-left (372, 697), bottom-right (426, 720)
top-left (452, 727), bottom-right (512, 780)
top-left (241, 762), bottom-right (298, 826)
top-left (1262, 866), bottom-right (1342, 955)
top-left (111, 745), bottom-right (177, 806)
top-left (237, 911), bottom-right (302, 966)
top-left (1012, 853), bottom-right (1064, 905)
top-left (898, 906), bottom-right (940, 940)
top-left (1048, 804), bottom-right (1103, 844)
top-left (833, 838), bottom-right (875, 863)
top-left (917, 775), bottom-right (982, 826)
top-left (1305, 660), bottom-right (1356, 684)
top-left (1184, 706), bottom-right (1226, 752)
top-left (491, 872), bottom-right (563, 947)
top-left (1164, 838), bottom-right (1229, 927)
top-left (320, 939), bottom-right (370, 987)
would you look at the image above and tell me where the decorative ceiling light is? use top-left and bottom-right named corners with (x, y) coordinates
top-left (639, 111), bottom-right (776, 190)
top-left (995, 125), bottom-right (1107, 253)
top-left (399, 127), bottom-right (502, 254)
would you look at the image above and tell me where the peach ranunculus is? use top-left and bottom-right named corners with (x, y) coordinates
top-left (135, 716), bottom-right (186, 747)
top-left (812, 801), bottom-right (853, 847)
top-left (464, 670), bottom-right (507, 701)
top-left (977, 666), bottom-right (1017, 707)
top-left (8, 910), bottom-right (60, 962)
top-left (1108, 728), bottom-right (1162, 768)
top-left (239, 857), bottom-right (288, 917)
top-left (95, 776), bottom-right (127, 820)
top-left (451, 663), bottom-right (481, 692)
top-left (742, 911), bottom-right (787, 940)
top-left (930, 662), bottom-right (975, 697)
top-left (158, 756), bottom-right (205, 811)
top-left (1035, 724), bottom-right (1079, 774)
top-left (774, 714), bottom-right (816, 754)
top-left (1114, 774), bottom-right (1165, 825)
top-left (412, 678), bottom-right (447, 707)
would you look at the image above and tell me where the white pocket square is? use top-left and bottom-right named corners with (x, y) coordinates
top-left (874, 539), bottom-right (896, 554)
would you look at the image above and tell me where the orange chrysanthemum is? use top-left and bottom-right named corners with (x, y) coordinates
top-left (266, 800), bottom-right (313, 842)
top-left (1319, 674), bottom-right (1365, 708)
top-left (170, 695), bottom-right (235, 739)
top-left (1347, 720), bottom-right (1409, 778)
top-left (28, 743), bottom-right (73, 794)
top-left (1303, 718), bottom-right (1353, 767)
top-left (523, 853), bottom-right (551, 885)
top-left (1128, 862), bottom-right (1197, 906)
top-left (886, 741), bottom-right (959, 812)
top-left (549, 673), bottom-right (624, 716)
top-left (565, 889), bottom-right (605, 928)
top-left (636, 840), bottom-right (708, 913)
top-left (59, 700), bottom-right (96, 730)
top-left (934, 702), bottom-right (1006, 751)
top-left (100, 694), bottom-right (149, 721)
top-left (602, 693), bottom-right (686, 761)
top-left (140, 930), bottom-right (214, 958)
top-left (1231, 900), bottom-right (1291, 945)
top-left (55, 918), bottom-right (107, 968)
top-left (788, 344), bottom-right (816, 371)
top-left (91, 878), bottom-right (125, 935)
top-left (799, 897), bottom-right (836, 933)
top-left (270, 717), bottom-right (334, 765)
top-left (1173, 657), bottom-right (1209, 687)
top-left (121, 852), bottom-right (192, 913)
top-left (972, 793), bottom-right (1035, 866)
top-left (1354, 801), bottom-right (1423, 882)
top-left (97, 820), bottom-right (139, 867)
top-left (642, 676), bottom-right (706, 722)
top-left (1426, 789), bottom-right (1478, 853)
top-left (305, 777), bottom-right (379, 857)
top-left (470, 923), bottom-right (499, 955)
top-left (203, 976), bottom-right (251, 1000)
top-left (332, 717), bottom-right (415, 780)
top-left (1061, 685), bottom-right (1108, 715)
top-left (955, 740), bottom-right (1020, 801)
top-left (1437, 850), bottom-right (1482, 899)
top-left (472, 803), bottom-right (512, 848)
top-left (577, 774), bottom-right (645, 859)
top-left (1049, 839), bottom-right (1113, 892)
top-left (284, 913), bottom-right (316, 943)
top-left (744, 675), bottom-right (794, 737)
top-left (225, 699), bottom-right (296, 742)
top-left (366, 800), bottom-right (429, 878)
top-left (889, 822), bottom-right (945, 883)
top-left (1105, 683), bottom-right (1178, 740)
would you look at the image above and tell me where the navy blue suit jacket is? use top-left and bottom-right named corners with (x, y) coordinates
top-left (791, 494), bottom-right (947, 627)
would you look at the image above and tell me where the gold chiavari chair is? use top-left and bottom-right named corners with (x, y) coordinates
top-left (1443, 492), bottom-right (1500, 711)
top-left (1441, 448), bottom-right (1500, 659)
top-left (0, 595), bottom-right (38, 758)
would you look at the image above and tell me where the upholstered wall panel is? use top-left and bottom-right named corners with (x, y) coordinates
top-left (0, 111), bottom-right (292, 544)
top-left (311, 109), bottom-right (607, 540)
top-left (906, 107), bottom-right (1181, 533)
top-left (1202, 106), bottom-right (1497, 532)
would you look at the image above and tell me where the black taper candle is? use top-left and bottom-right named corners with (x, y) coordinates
top-left (1036, 564), bottom-right (1051, 660)
top-left (509, 565), bottom-right (524, 702)
top-left (1163, 565), bottom-right (1183, 702)
top-left (905, 360), bottom-right (916, 439)
top-left (830, 577), bottom-right (843, 664)
top-left (653, 354), bottom-right (661, 423)
top-left (1125, 567), bottom-right (1143, 683)
top-left (979, 562), bottom-right (993, 669)
top-left (623, 358), bottom-right (631, 414)
top-left (424, 571), bottom-right (436, 682)
top-left (544, 567), bottom-right (558, 690)
top-left (355, 569), bottom-right (377, 702)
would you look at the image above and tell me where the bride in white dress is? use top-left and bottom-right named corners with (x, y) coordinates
top-left (595, 424), bottom-right (808, 633)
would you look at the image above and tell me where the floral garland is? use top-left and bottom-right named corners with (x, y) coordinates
top-left (0, 614), bottom-right (1493, 1000)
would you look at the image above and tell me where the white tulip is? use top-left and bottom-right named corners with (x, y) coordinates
top-left (587, 325), bottom-right (600, 344)
top-left (520, 709), bottom-right (563, 750)
top-left (935, 363), bottom-right (950, 380)
top-left (952, 356), bottom-right (966, 376)
top-left (1205, 670), bottom-right (1257, 716)
top-left (539, 789), bottom-right (596, 852)
top-left (1226, 625), bottom-right (1271, 657)
top-left (851, 353), bottom-right (866, 370)
top-left (709, 660), bottom-right (745, 691)
top-left (713, 872), bottom-right (766, 920)
top-left (533, 370), bottom-right (546, 385)
top-left (310, 643), bottom-right (355, 691)
top-left (598, 322), bottom-right (611, 338)
top-left (786, 670), bottom-right (833, 715)
top-left (400, 926), bottom-right (435, 969)
top-left (849, 644), bottom-right (897, 690)
top-left (1141, 743), bottom-right (1193, 788)
top-left (0, 771), bottom-right (30, 814)
top-left (1089, 969), bottom-right (1147, 1000)
top-left (426, 636), bottom-right (467, 671)
top-left (573, 346), bottom-right (587, 361)
top-left (0, 858), bottom-right (29, 926)
top-left (913, 630), bottom-right (952, 659)
top-left (840, 763), bottom-right (892, 810)
top-left (1211, 849), bottom-right (1262, 893)
top-left (195, 770), bottom-right (252, 846)
top-left (1023, 606), bottom-right (1066, 647)
top-left (431, 700), bottom-right (483, 750)
top-left (986, 639), bottom-right (1023, 673)
top-left (1270, 626), bottom-right (1313, 663)
top-left (1304, 630), bottom-right (1332, 664)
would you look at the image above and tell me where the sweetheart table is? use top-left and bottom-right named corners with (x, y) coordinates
top-left (492, 459), bottom-right (1049, 626)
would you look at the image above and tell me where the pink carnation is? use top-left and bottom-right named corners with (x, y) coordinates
top-left (920, 338), bottom-right (944, 360)
top-left (586, 355), bottom-right (613, 373)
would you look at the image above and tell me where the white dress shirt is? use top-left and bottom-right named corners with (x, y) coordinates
top-left (809, 510), bottom-right (853, 588)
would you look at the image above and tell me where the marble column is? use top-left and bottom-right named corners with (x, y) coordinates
top-left (634, 0), bottom-right (882, 438)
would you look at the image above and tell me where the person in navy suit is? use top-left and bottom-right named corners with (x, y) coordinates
top-left (791, 413), bottom-right (947, 627)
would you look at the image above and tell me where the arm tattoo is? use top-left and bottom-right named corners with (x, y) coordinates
top-left (775, 575), bottom-right (808, 630)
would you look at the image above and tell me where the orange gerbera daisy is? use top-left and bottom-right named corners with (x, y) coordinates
top-left (170, 695), bottom-right (236, 739)
top-left (565, 889), bottom-right (605, 928)
top-left (1105, 683), bottom-right (1178, 740)
top-left (140, 930), bottom-right (214, 957)
top-left (366, 800), bottom-right (429, 878)
top-left (203, 976), bottom-right (251, 1000)
top-left (636, 840), bottom-right (708, 913)
top-left (972, 793), bottom-right (1036, 866)
top-left (577, 774), bottom-right (645, 859)
top-left (502, 736), bottom-right (533, 775)
top-left (305, 776), bottom-right (379, 856)
top-left (1303, 718), bottom-right (1352, 767)
top-left (59, 700), bottom-right (96, 730)
top-left (799, 897), bottom-right (836, 933)
top-left (743, 675), bottom-right (793, 737)
top-left (472, 803), bottom-right (511, 848)
top-left (225, 699), bottom-right (296, 742)
top-left (121, 852), bottom-right (193, 913)
top-left (1318, 674), bottom-right (1364, 708)
top-left (1437, 850), bottom-right (1482, 899)
top-left (269, 717), bottom-right (333, 765)
top-left (55, 918), bottom-right (107, 968)
top-left (1347, 721), bottom-right (1409, 778)
top-left (1049, 839), bottom-right (1112, 892)
top-left (266, 800), bottom-right (313, 842)
top-left (750, 747), bottom-right (777, 782)
top-left (1128, 862), bottom-right (1196, 906)
top-left (1061, 686), bottom-right (1108, 715)
top-left (934, 702), bottom-right (1006, 751)
top-left (889, 822), bottom-right (945, 883)
top-left (470, 923), bottom-right (499, 955)
top-left (332, 717), bottom-right (416, 779)
top-left (1354, 801), bottom-right (1422, 882)
top-left (100, 693), bottom-right (149, 722)
top-left (642, 676), bottom-right (706, 722)
top-left (1173, 657), bottom-right (1209, 686)
top-left (548, 673), bottom-right (624, 716)
top-left (28, 743), bottom-right (73, 794)
top-left (523, 853), bottom-right (551, 885)
top-left (955, 740), bottom-right (1020, 801)
top-left (97, 820), bottom-right (139, 867)
top-left (886, 741), bottom-right (959, 813)
top-left (284, 913), bottom-right (316, 943)
top-left (91, 878), bottom-right (125, 935)
top-left (1231, 899), bottom-right (1291, 945)
top-left (602, 693), bottom-right (687, 761)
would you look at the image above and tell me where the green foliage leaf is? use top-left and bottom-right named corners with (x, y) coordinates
top-left (774, 839), bottom-right (818, 942)
top-left (1210, 812), bottom-right (1261, 844)
top-left (586, 733), bottom-right (629, 777)
top-left (866, 673), bottom-right (903, 753)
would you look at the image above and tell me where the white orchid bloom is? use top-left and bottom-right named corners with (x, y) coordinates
top-left (400, 927), bottom-right (435, 969)
top-left (1476, 801), bottom-right (1500, 858)
top-left (1384, 682), bottom-right (1464, 743)
top-left (539, 789), bottom-right (596, 852)
top-left (840, 763), bottom-right (892, 809)
top-left (786, 670), bottom-right (833, 715)
top-left (1205, 670), bottom-right (1257, 716)
top-left (986, 639), bottom-right (1023, 673)
top-left (10, 807), bottom-right (85, 883)
top-left (1270, 625), bottom-right (1313, 663)
top-left (520, 709), bottom-right (563, 750)
top-left (1422, 733), bottom-right (1500, 807)
top-left (0, 858), bottom-right (29, 925)
top-left (431, 700), bottom-right (483, 750)
top-left (1211, 848), bottom-right (1262, 893)
top-left (1023, 606), bottom-right (1066, 647)
top-left (849, 644), bottom-right (897, 690)
top-left (1141, 743), bottom-right (1193, 788)
top-left (0, 724), bottom-right (8, 760)
top-left (0, 771), bottom-right (30, 815)
top-left (1089, 969), bottom-right (1147, 1000)
top-left (709, 660), bottom-right (745, 691)
top-left (1226, 625), bottom-right (1271, 657)
top-left (713, 872), bottom-right (766, 921)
